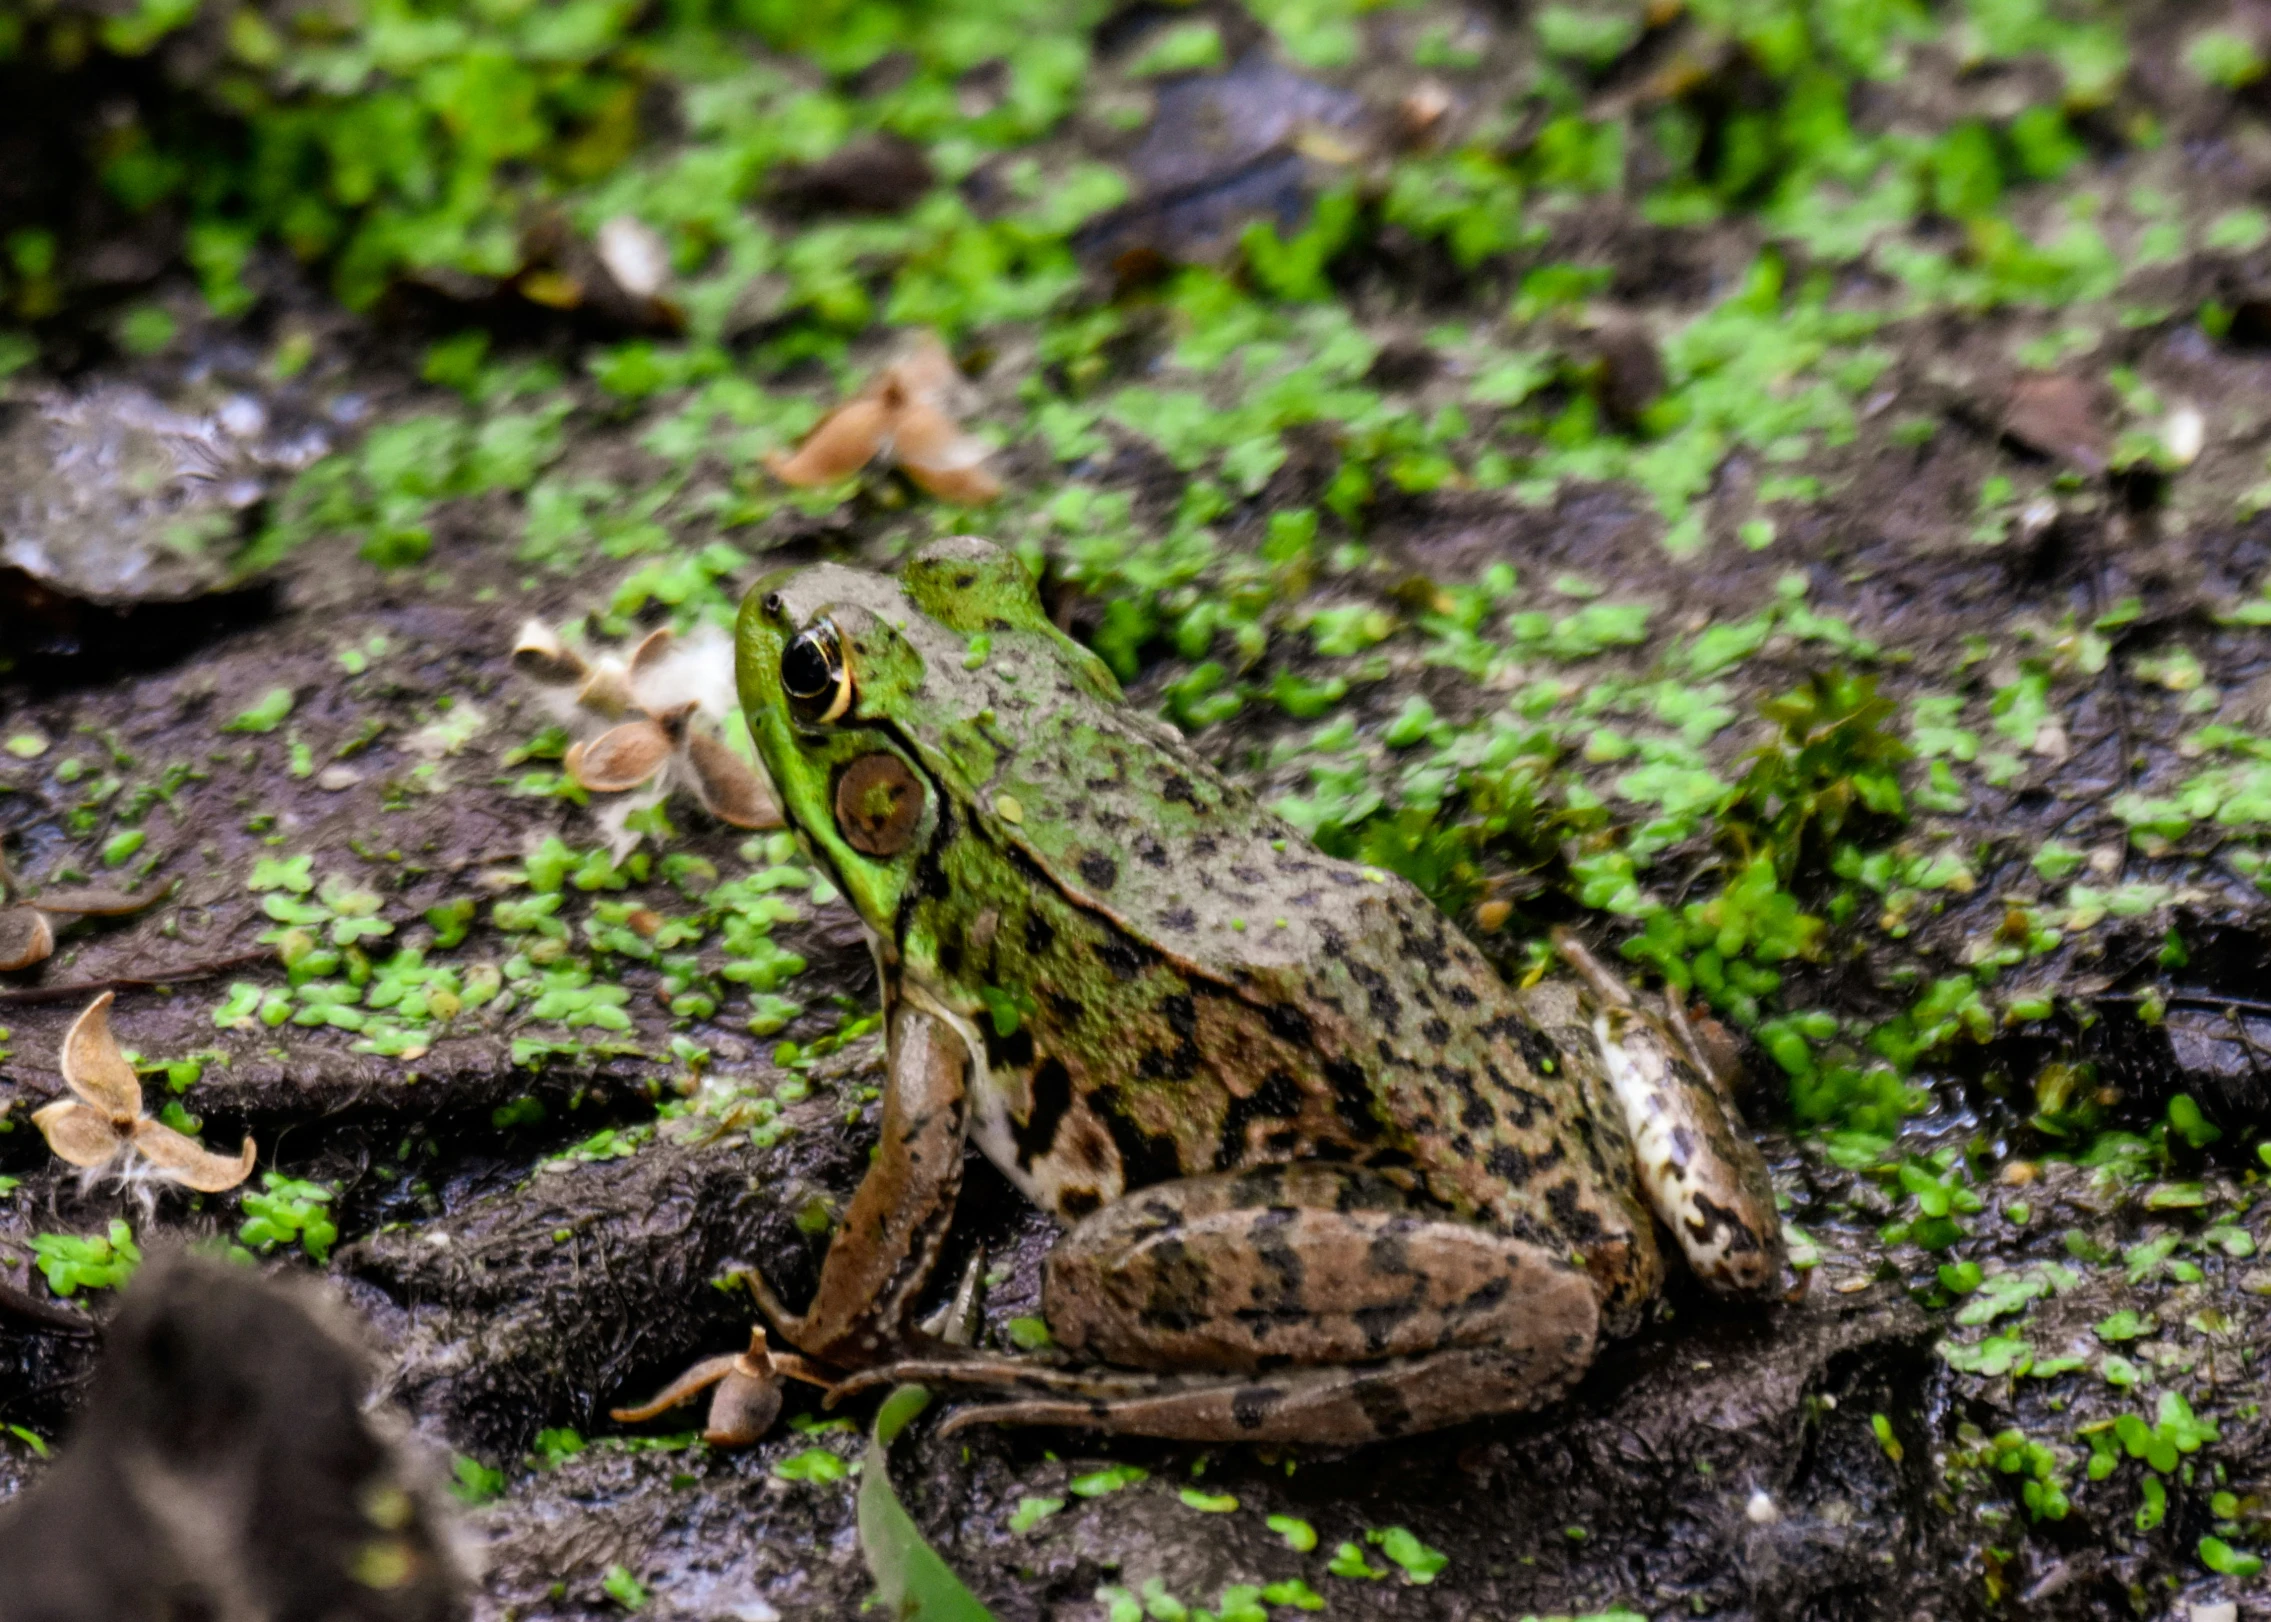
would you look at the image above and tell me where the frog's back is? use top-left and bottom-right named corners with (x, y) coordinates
top-left (904, 631), bottom-right (1660, 1318)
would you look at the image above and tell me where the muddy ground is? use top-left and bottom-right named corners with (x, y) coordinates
top-left (10, 2), bottom-right (2271, 1619)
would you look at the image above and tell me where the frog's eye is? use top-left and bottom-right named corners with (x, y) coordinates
top-left (781, 620), bottom-right (852, 724)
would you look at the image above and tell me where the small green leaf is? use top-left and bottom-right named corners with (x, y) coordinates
top-left (224, 687), bottom-right (295, 734)
top-left (1267, 1513), bottom-right (1318, 1552)
top-left (1179, 1488), bottom-right (1239, 1513)
top-left (600, 1564), bottom-right (648, 1610)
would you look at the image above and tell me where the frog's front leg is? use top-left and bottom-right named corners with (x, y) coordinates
top-left (833, 1164), bottom-right (1599, 1443)
top-left (1550, 929), bottom-right (1787, 1296)
top-left (745, 996), bottom-right (971, 1366)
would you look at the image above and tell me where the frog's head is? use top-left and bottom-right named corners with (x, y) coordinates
top-left (735, 536), bottom-right (1120, 953)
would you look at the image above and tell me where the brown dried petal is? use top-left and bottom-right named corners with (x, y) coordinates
top-left (61, 991), bottom-right (144, 1122)
top-left (892, 405), bottom-right (1000, 503)
top-left (882, 331), bottom-right (960, 410)
top-left (567, 720), bottom-right (673, 792)
top-left (32, 1100), bottom-right (126, 1168)
top-left (770, 396), bottom-right (891, 486)
top-left (627, 626), bottom-right (676, 678)
top-left (2004, 373), bottom-right (2111, 474)
top-left (31, 886), bottom-right (161, 917)
top-left (131, 1119), bottom-right (258, 1192)
top-left (0, 906), bottom-right (53, 972)
top-left (575, 664), bottom-right (638, 718)
top-left (685, 730), bottom-right (783, 830)
top-left (512, 619), bottom-right (589, 686)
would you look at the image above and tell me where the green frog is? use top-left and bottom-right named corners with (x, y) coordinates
top-left (685, 537), bottom-right (1783, 1444)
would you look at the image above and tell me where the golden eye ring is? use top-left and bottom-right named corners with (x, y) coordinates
top-left (781, 620), bottom-right (852, 724)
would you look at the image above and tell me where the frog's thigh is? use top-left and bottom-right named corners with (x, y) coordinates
top-left (1045, 1164), bottom-right (1599, 1375)
top-left (753, 999), bottom-right (969, 1365)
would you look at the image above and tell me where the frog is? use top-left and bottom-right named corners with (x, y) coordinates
top-left (659, 535), bottom-right (1785, 1446)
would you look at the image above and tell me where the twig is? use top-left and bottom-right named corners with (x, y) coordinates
top-left (0, 950), bottom-right (273, 1006)
top-left (0, 1277), bottom-right (95, 1335)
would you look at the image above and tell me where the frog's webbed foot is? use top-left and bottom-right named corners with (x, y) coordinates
top-left (830, 1343), bottom-right (1595, 1444)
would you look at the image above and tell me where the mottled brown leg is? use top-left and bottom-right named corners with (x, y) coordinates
top-left (829, 1164), bottom-right (1601, 1443)
top-left (745, 999), bottom-right (971, 1366)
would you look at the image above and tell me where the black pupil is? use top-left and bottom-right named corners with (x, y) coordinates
top-left (782, 632), bottom-right (836, 700)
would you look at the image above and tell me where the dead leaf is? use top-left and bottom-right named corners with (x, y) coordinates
top-left (768, 334), bottom-right (999, 504)
top-left (770, 397), bottom-right (893, 487)
top-left (2003, 373), bottom-right (2111, 474)
top-left (0, 907), bottom-right (53, 972)
top-left (34, 992), bottom-right (255, 1191)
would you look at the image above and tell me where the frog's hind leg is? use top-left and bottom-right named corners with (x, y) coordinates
top-left (868, 1345), bottom-right (1591, 1443)
top-left (829, 1162), bottom-right (1601, 1443)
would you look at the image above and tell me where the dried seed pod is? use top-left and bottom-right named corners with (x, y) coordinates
top-left (0, 906), bottom-right (54, 972)
top-left (568, 719), bottom-right (674, 792)
top-left (892, 403), bottom-right (1002, 504)
top-left (627, 625), bottom-right (676, 678)
top-left (511, 619), bottom-right (588, 686)
top-left (771, 396), bottom-right (892, 486)
top-left (685, 730), bottom-right (783, 829)
top-left (130, 1120), bottom-right (258, 1193)
top-left (61, 991), bottom-right (143, 1123)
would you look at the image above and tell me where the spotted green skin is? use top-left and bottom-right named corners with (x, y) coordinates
top-left (732, 539), bottom-right (1799, 1442)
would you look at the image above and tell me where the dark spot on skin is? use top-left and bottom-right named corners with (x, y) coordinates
top-left (952, 571), bottom-right (976, 589)
top-left (1688, 1192), bottom-right (1762, 1253)
top-left (1487, 1146), bottom-right (1534, 1184)
top-left (1228, 864), bottom-right (1262, 884)
top-left (1457, 1277), bottom-right (1509, 1314)
top-left (1352, 1374), bottom-right (1414, 1437)
top-left (1095, 935), bottom-right (1158, 982)
top-left (1045, 989), bottom-right (1086, 1025)
top-left (1191, 835), bottom-right (1218, 859)
top-left (984, 1023), bottom-right (1036, 1074)
top-left (1354, 1300), bottom-right (1418, 1356)
top-left (1503, 1018), bottom-right (1561, 1078)
top-left (1546, 1179), bottom-right (1605, 1243)
top-left (1422, 1018), bottom-right (1451, 1045)
top-left (1460, 1097), bottom-right (1495, 1130)
top-left (1230, 1386), bottom-right (1282, 1431)
top-left (1497, 1084), bottom-right (1556, 1131)
top-left (1093, 1090), bottom-right (1188, 1188)
top-left (1134, 836), bottom-right (1169, 868)
top-left (1014, 1057), bottom-right (1074, 1169)
top-left (1366, 1227), bottom-right (1413, 1277)
top-left (1060, 1187), bottom-right (1102, 1219)
top-left (1138, 1039), bottom-right (1201, 1081)
top-left (1160, 773), bottom-right (1199, 806)
top-left (1139, 1237), bottom-right (1210, 1330)
top-left (1161, 906), bottom-right (1198, 932)
top-left (1348, 962), bottom-right (1400, 1031)
top-left (937, 938), bottom-right (963, 978)
top-left (1025, 913), bottom-right (1056, 956)
top-left (1214, 1069), bottom-right (1308, 1168)
top-left (1322, 1058), bottom-right (1380, 1139)
top-left (1668, 1123), bottom-right (1699, 1171)
top-left (1447, 984), bottom-right (1477, 1007)
top-left (1263, 1003), bottom-right (1312, 1045)
top-left (1160, 994), bottom-right (1197, 1038)
top-left (1079, 853), bottom-right (1118, 891)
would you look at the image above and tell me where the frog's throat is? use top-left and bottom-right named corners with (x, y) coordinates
top-left (884, 968), bottom-right (1069, 1216)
